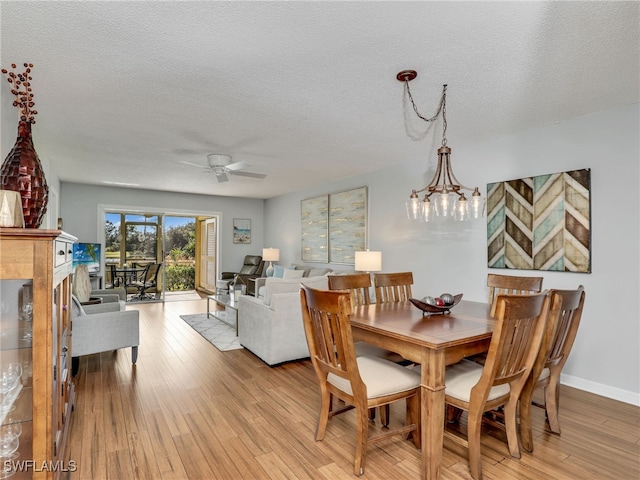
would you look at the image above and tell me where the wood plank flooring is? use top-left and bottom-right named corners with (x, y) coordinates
top-left (66, 297), bottom-right (640, 479)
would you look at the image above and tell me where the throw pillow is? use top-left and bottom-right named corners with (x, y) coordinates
top-left (291, 263), bottom-right (312, 277)
top-left (273, 264), bottom-right (285, 278)
top-left (283, 268), bottom-right (304, 279)
top-left (309, 268), bottom-right (332, 277)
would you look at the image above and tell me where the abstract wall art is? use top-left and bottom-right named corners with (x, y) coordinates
top-left (301, 186), bottom-right (367, 264)
top-left (487, 168), bottom-right (591, 273)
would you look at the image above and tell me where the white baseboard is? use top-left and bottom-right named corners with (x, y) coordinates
top-left (561, 373), bottom-right (640, 406)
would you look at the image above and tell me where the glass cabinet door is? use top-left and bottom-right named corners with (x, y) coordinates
top-left (0, 280), bottom-right (33, 479)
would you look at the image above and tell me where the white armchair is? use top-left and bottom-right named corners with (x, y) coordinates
top-left (71, 294), bottom-right (139, 375)
top-left (238, 275), bottom-right (329, 365)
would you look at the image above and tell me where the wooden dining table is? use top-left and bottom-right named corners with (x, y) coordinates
top-left (350, 299), bottom-right (495, 480)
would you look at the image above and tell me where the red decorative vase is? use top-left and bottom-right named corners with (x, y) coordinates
top-left (0, 120), bottom-right (49, 228)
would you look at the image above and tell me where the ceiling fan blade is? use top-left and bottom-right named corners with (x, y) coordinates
top-left (179, 160), bottom-right (206, 168)
top-left (230, 170), bottom-right (267, 179)
top-left (225, 160), bottom-right (250, 171)
top-left (216, 172), bottom-right (229, 183)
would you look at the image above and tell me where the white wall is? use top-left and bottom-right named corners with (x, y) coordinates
top-left (264, 103), bottom-right (640, 405)
top-left (59, 182), bottom-right (264, 274)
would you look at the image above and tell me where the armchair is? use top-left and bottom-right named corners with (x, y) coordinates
top-left (218, 255), bottom-right (265, 295)
top-left (70, 294), bottom-right (139, 375)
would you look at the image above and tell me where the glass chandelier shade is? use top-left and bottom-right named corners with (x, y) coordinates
top-left (398, 70), bottom-right (485, 223)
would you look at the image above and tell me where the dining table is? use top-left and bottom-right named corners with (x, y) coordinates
top-left (350, 299), bottom-right (495, 480)
top-left (113, 266), bottom-right (146, 288)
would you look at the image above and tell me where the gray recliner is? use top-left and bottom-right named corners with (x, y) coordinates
top-left (218, 255), bottom-right (265, 295)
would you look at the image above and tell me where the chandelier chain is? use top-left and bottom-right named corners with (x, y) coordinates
top-left (404, 82), bottom-right (448, 146)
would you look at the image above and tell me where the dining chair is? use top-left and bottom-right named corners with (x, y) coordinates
top-left (373, 272), bottom-right (413, 304)
top-left (328, 273), bottom-right (372, 307)
top-left (104, 264), bottom-right (119, 289)
top-left (130, 263), bottom-right (162, 301)
top-left (442, 291), bottom-right (550, 480)
top-left (300, 285), bottom-right (421, 476)
top-left (519, 286), bottom-right (586, 452)
top-left (487, 273), bottom-right (544, 317)
top-left (328, 273), bottom-right (401, 423)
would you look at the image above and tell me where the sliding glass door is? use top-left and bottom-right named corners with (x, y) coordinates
top-left (103, 210), bottom-right (217, 301)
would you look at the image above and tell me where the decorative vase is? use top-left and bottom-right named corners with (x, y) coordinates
top-left (1, 63), bottom-right (48, 228)
top-left (0, 120), bottom-right (48, 228)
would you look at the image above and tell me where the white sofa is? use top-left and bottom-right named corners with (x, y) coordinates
top-left (238, 275), bottom-right (329, 366)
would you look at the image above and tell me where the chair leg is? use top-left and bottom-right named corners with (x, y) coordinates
top-left (132, 346), bottom-right (138, 364)
top-left (405, 392), bottom-right (421, 449)
top-left (446, 404), bottom-right (464, 423)
top-left (520, 393), bottom-right (534, 453)
top-left (354, 400), bottom-right (369, 476)
top-left (315, 389), bottom-right (331, 441)
top-left (545, 374), bottom-right (561, 433)
top-left (503, 399), bottom-right (522, 459)
top-left (380, 404), bottom-right (390, 427)
top-left (467, 405), bottom-right (484, 480)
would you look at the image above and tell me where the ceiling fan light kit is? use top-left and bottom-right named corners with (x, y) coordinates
top-left (181, 153), bottom-right (267, 183)
top-left (398, 69), bottom-right (485, 223)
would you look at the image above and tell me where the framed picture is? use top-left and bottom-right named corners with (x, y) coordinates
top-left (487, 168), bottom-right (591, 272)
top-left (233, 218), bottom-right (251, 244)
top-left (301, 195), bottom-right (329, 262)
top-left (329, 186), bottom-right (367, 264)
top-left (300, 186), bottom-right (368, 265)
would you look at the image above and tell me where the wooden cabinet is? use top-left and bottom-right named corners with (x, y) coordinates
top-left (0, 229), bottom-right (77, 479)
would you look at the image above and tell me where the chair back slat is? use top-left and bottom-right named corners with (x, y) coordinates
top-left (328, 273), bottom-right (372, 307)
top-left (374, 272), bottom-right (413, 304)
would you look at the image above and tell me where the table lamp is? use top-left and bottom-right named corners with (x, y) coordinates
top-left (263, 248), bottom-right (280, 277)
top-left (355, 250), bottom-right (382, 273)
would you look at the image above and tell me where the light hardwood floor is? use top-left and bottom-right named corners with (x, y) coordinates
top-left (66, 298), bottom-right (640, 480)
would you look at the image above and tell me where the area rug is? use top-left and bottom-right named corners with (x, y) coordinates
top-left (179, 314), bottom-right (243, 352)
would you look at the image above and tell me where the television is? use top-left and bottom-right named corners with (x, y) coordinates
top-left (72, 243), bottom-right (101, 274)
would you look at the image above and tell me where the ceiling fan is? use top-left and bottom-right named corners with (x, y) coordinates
top-left (180, 154), bottom-right (267, 183)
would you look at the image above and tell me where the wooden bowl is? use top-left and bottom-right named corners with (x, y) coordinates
top-left (409, 294), bottom-right (463, 315)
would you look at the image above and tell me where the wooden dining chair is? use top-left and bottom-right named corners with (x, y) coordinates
top-left (300, 285), bottom-right (421, 476)
top-left (442, 291), bottom-right (550, 480)
top-left (328, 273), bottom-right (402, 423)
top-left (519, 286), bottom-right (585, 452)
top-left (487, 273), bottom-right (544, 317)
top-left (373, 272), bottom-right (413, 304)
top-left (328, 273), bottom-right (372, 307)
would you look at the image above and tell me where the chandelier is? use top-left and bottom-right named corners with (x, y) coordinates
top-left (398, 70), bottom-right (484, 222)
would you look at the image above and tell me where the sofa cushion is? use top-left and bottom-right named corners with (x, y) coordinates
top-left (263, 275), bottom-right (329, 306)
top-left (283, 268), bottom-right (304, 279)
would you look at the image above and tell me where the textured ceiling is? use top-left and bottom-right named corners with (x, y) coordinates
top-left (1, 1), bottom-right (638, 199)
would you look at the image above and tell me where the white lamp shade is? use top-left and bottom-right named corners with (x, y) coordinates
top-left (262, 248), bottom-right (280, 262)
top-left (355, 250), bottom-right (382, 272)
top-left (0, 190), bottom-right (24, 227)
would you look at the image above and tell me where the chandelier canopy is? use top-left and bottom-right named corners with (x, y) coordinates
top-left (398, 70), bottom-right (484, 222)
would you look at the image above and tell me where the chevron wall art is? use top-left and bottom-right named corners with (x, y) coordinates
top-left (487, 168), bottom-right (591, 273)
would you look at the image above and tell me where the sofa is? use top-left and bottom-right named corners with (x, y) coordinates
top-left (238, 274), bottom-right (330, 366)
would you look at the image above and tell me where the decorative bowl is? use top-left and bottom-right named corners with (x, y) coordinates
top-left (409, 294), bottom-right (463, 315)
